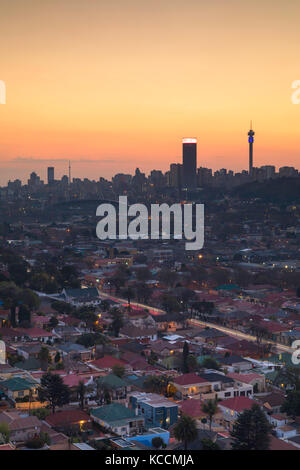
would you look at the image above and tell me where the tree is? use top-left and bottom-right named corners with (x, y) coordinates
top-left (48, 316), bottom-right (59, 328)
top-left (38, 346), bottom-right (51, 371)
top-left (144, 375), bottom-right (172, 395)
top-left (51, 301), bottom-right (73, 315)
top-left (202, 399), bottom-right (218, 431)
top-left (18, 304), bottom-right (31, 327)
top-left (121, 287), bottom-right (135, 306)
top-left (136, 268), bottom-right (151, 282)
top-left (201, 357), bottom-right (220, 371)
top-left (110, 309), bottom-right (124, 337)
top-left (174, 415), bottom-right (198, 450)
top-left (112, 364), bottom-right (125, 378)
top-left (38, 372), bottom-right (70, 414)
top-left (200, 438), bottom-right (220, 450)
top-left (152, 436), bottom-right (164, 449)
top-left (8, 261), bottom-right (29, 286)
top-left (281, 391), bottom-right (300, 418)
top-left (160, 294), bottom-right (180, 313)
top-left (182, 342), bottom-right (190, 373)
top-left (77, 380), bottom-right (86, 410)
top-left (274, 366), bottom-right (300, 391)
top-left (0, 422), bottom-right (10, 443)
top-left (54, 352), bottom-right (61, 364)
top-left (230, 404), bottom-right (272, 450)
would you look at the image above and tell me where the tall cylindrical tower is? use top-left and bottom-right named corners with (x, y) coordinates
top-left (248, 123), bottom-right (255, 175)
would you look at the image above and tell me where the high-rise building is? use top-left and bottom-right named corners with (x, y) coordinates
top-left (47, 167), bottom-right (55, 185)
top-left (182, 138), bottom-right (197, 189)
top-left (260, 165), bottom-right (276, 179)
top-left (169, 163), bottom-right (182, 188)
top-left (248, 123), bottom-right (255, 175)
top-left (197, 167), bottom-right (212, 187)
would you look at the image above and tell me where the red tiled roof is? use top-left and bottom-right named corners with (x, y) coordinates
top-left (227, 372), bottom-right (263, 384)
top-left (219, 396), bottom-right (257, 412)
top-left (89, 355), bottom-right (128, 369)
top-left (46, 410), bottom-right (91, 427)
top-left (178, 399), bottom-right (206, 418)
top-left (269, 436), bottom-right (298, 451)
top-left (18, 327), bottom-right (54, 337)
top-left (173, 373), bottom-right (207, 386)
top-left (0, 444), bottom-right (15, 450)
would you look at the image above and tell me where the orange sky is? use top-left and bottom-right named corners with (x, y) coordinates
top-left (0, 0), bottom-right (300, 184)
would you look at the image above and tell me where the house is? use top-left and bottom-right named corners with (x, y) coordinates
top-left (218, 354), bottom-right (252, 372)
top-left (148, 340), bottom-right (183, 359)
top-left (0, 376), bottom-right (38, 402)
top-left (90, 403), bottom-right (144, 437)
top-left (270, 435), bottom-right (298, 450)
top-left (177, 398), bottom-right (207, 420)
top-left (276, 424), bottom-right (298, 440)
top-left (129, 392), bottom-right (178, 429)
top-left (0, 364), bottom-right (26, 380)
top-left (120, 326), bottom-right (157, 341)
top-left (120, 351), bottom-right (156, 372)
top-left (16, 343), bottom-right (57, 362)
top-left (227, 372), bottom-right (266, 392)
top-left (45, 409), bottom-right (92, 432)
top-left (171, 373), bottom-right (209, 398)
top-left (267, 413), bottom-right (288, 430)
top-left (197, 372), bottom-right (253, 401)
top-left (53, 326), bottom-right (83, 342)
top-left (89, 355), bottom-right (130, 372)
top-left (195, 328), bottom-right (227, 345)
top-left (0, 411), bottom-right (41, 442)
top-left (218, 396), bottom-right (258, 430)
top-left (257, 391), bottom-right (286, 414)
top-left (152, 313), bottom-right (186, 332)
top-left (58, 343), bottom-right (94, 361)
top-left (61, 287), bottom-right (101, 307)
top-left (18, 327), bottom-right (56, 344)
top-left (97, 374), bottom-right (130, 401)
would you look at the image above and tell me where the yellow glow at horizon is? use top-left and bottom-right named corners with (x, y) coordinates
top-left (0, 1), bottom-right (300, 183)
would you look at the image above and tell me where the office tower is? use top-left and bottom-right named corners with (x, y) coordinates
top-left (279, 166), bottom-right (298, 177)
top-left (169, 163), bottom-right (182, 188)
top-left (248, 122), bottom-right (255, 175)
top-left (197, 167), bottom-right (212, 187)
top-left (182, 138), bottom-right (197, 189)
top-left (260, 165), bottom-right (276, 179)
top-left (47, 166), bottom-right (55, 185)
top-left (28, 172), bottom-right (41, 186)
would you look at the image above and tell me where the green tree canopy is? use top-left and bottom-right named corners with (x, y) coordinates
top-left (230, 404), bottom-right (272, 450)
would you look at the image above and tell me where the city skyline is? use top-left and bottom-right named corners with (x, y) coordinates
top-left (1, 0), bottom-right (300, 185)
top-left (2, 126), bottom-right (300, 188)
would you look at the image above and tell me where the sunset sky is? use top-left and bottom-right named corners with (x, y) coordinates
top-left (0, 0), bottom-right (300, 185)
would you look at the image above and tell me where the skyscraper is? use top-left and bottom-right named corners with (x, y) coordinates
top-left (248, 123), bottom-right (255, 175)
top-left (47, 166), bottom-right (55, 185)
top-left (182, 138), bottom-right (197, 189)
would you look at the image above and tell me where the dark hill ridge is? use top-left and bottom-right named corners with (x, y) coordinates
top-left (231, 176), bottom-right (300, 203)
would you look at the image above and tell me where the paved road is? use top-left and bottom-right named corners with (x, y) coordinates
top-left (99, 291), bottom-right (293, 353)
top-left (99, 291), bottom-right (165, 315)
top-left (188, 318), bottom-right (293, 353)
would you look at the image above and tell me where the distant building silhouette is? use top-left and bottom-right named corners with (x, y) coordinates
top-left (248, 123), bottom-right (255, 175)
top-left (182, 138), bottom-right (197, 189)
top-left (47, 166), bottom-right (55, 185)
